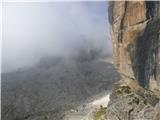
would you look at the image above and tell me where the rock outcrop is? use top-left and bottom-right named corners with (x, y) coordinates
top-left (105, 1), bottom-right (160, 120)
top-left (106, 80), bottom-right (160, 120)
top-left (108, 1), bottom-right (160, 90)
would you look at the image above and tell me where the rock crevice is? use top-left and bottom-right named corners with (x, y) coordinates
top-left (108, 1), bottom-right (160, 90)
top-left (106, 1), bottom-right (160, 120)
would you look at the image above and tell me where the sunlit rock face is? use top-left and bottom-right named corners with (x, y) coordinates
top-left (105, 1), bottom-right (160, 120)
top-left (108, 1), bottom-right (160, 90)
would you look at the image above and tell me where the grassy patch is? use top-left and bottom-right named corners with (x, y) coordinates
top-left (144, 99), bottom-right (148, 105)
top-left (132, 97), bottom-right (140, 105)
top-left (128, 93), bottom-right (134, 97)
top-left (93, 106), bottom-right (107, 120)
top-left (116, 86), bottom-right (131, 94)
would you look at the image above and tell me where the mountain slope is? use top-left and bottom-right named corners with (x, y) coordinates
top-left (104, 1), bottom-right (160, 120)
top-left (2, 57), bottom-right (120, 120)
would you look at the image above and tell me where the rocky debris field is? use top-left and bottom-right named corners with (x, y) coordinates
top-left (2, 57), bottom-right (120, 120)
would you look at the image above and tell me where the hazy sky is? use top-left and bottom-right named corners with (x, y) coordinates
top-left (2, 1), bottom-right (111, 72)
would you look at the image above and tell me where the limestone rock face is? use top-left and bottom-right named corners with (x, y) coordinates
top-left (108, 1), bottom-right (160, 90)
top-left (106, 81), bottom-right (160, 120)
top-left (106, 1), bottom-right (160, 120)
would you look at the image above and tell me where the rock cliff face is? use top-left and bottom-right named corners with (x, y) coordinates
top-left (105, 1), bottom-right (160, 120)
top-left (108, 1), bottom-right (160, 90)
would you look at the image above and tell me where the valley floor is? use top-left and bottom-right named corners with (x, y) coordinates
top-left (2, 57), bottom-right (120, 120)
top-left (64, 93), bottom-right (110, 120)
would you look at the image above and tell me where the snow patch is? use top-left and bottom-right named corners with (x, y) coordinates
top-left (90, 94), bottom-right (110, 107)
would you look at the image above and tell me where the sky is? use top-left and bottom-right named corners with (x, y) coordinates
top-left (2, 1), bottom-right (111, 72)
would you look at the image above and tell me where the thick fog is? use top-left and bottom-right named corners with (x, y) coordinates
top-left (2, 2), bottom-right (111, 73)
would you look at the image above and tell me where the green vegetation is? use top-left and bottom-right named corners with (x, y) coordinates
top-left (44, 113), bottom-right (50, 120)
top-left (116, 86), bottom-right (131, 94)
top-left (128, 93), bottom-right (134, 97)
top-left (132, 97), bottom-right (140, 105)
top-left (144, 99), bottom-right (148, 105)
top-left (93, 106), bottom-right (107, 120)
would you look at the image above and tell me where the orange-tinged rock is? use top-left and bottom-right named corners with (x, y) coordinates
top-left (109, 1), bottom-right (160, 90)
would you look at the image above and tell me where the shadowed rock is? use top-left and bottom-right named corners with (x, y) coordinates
top-left (106, 1), bottom-right (160, 120)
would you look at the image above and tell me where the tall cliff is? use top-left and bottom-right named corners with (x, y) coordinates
top-left (104, 1), bottom-right (160, 120)
top-left (108, 1), bottom-right (160, 91)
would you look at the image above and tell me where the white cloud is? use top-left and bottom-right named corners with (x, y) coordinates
top-left (2, 2), bottom-right (111, 72)
top-left (2, 0), bottom-right (107, 3)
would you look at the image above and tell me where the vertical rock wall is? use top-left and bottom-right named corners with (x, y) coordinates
top-left (108, 1), bottom-right (160, 90)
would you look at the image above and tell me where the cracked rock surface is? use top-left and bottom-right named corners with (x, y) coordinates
top-left (106, 1), bottom-right (160, 120)
top-left (108, 1), bottom-right (160, 90)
